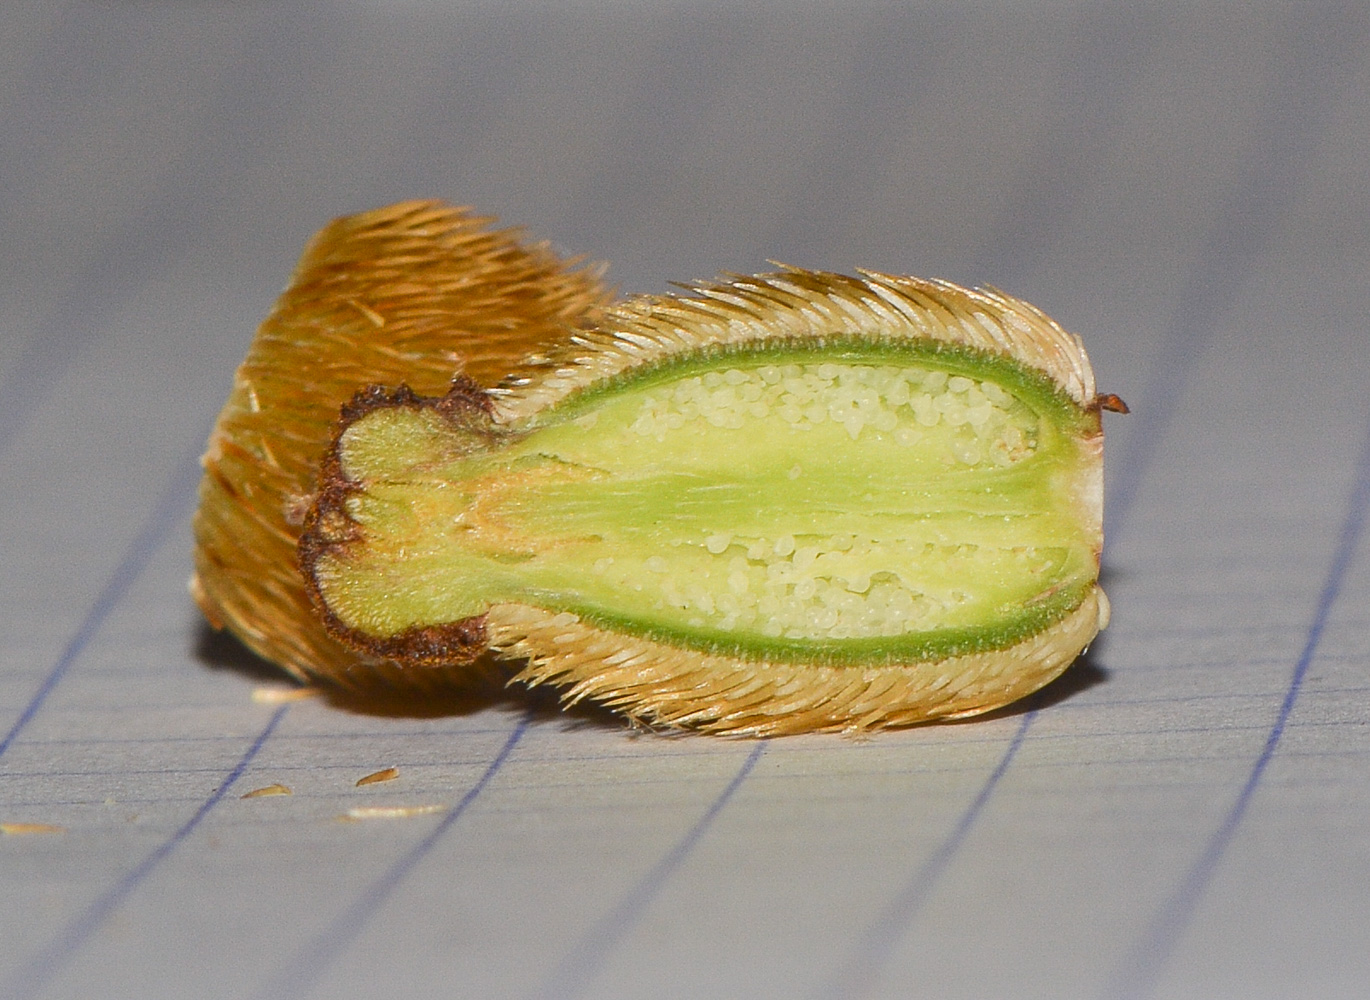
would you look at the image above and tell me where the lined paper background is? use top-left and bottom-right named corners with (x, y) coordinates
top-left (2, 3), bottom-right (1368, 998)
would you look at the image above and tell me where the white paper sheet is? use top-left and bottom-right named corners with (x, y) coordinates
top-left (2, 3), bottom-right (1368, 998)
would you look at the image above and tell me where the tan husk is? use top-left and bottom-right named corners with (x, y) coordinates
top-left (191, 201), bottom-right (611, 686)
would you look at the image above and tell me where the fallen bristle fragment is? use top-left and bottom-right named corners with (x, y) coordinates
top-left (240, 784), bottom-right (292, 798)
top-left (251, 686), bottom-right (320, 704)
top-left (343, 805), bottom-right (444, 820)
top-left (356, 767), bottom-right (400, 786)
top-left (1, 822), bottom-right (66, 835)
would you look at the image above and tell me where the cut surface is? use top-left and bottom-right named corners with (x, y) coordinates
top-left (308, 339), bottom-right (1102, 668)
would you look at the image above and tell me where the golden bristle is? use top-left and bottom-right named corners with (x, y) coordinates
top-left (191, 201), bottom-right (611, 685)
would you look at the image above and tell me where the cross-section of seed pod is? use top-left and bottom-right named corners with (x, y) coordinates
top-left (300, 266), bottom-right (1122, 734)
top-left (191, 201), bottom-right (611, 687)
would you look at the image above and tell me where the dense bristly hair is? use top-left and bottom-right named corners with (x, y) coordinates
top-left (492, 269), bottom-right (1096, 425)
top-left (191, 201), bottom-right (611, 686)
top-left (490, 593), bottom-right (1108, 737)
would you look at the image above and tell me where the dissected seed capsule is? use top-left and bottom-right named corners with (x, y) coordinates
top-left (190, 201), bottom-right (610, 687)
top-left (296, 265), bottom-right (1120, 736)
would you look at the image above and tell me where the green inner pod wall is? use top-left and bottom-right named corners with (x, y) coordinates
top-left (312, 339), bottom-right (1100, 667)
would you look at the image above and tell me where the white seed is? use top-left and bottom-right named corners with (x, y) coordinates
top-left (980, 380), bottom-right (1009, 405)
top-left (912, 395), bottom-right (938, 426)
top-left (952, 439), bottom-right (982, 465)
top-left (705, 533), bottom-right (732, 554)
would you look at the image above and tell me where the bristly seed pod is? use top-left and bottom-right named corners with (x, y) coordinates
top-left (288, 256), bottom-right (1123, 736)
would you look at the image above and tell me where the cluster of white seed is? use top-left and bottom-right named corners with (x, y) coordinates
top-left (620, 533), bottom-right (962, 640)
top-left (627, 363), bottom-right (1035, 467)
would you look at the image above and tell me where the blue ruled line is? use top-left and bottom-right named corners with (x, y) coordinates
top-left (1100, 408), bottom-right (1370, 1000)
top-left (0, 439), bottom-right (206, 762)
top-left (251, 717), bottom-right (530, 1000)
top-left (810, 710), bottom-right (1036, 1000)
top-left (532, 741), bottom-right (767, 1000)
top-left (808, 5), bottom-right (1369, 994)
top-left (1, 705), bottom-right (289, 1000)
top-left (1103, 4), bottom-right (1368, 538)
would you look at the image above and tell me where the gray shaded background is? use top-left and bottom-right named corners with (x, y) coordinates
top-left (1, 2), bottom-right (1368, 999)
